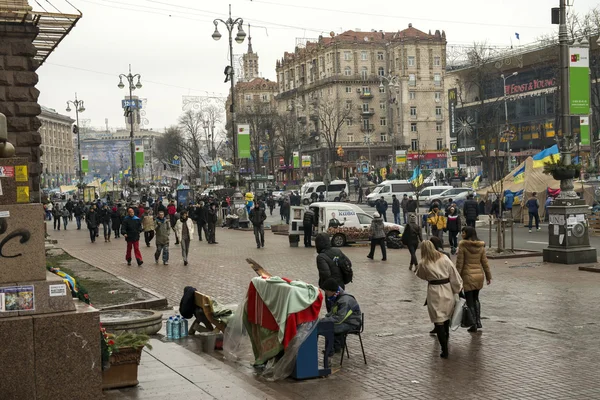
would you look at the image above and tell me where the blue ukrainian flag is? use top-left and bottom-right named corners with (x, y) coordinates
top-left (532, 144), bottom-right (559, 169)
top-left (513, 165), bottom-right (525, 184)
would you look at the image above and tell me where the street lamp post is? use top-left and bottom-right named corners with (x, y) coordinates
top-left (117, 65), bottom-right (142, 192)
top-left (501, 72), bottom-right (518, 171)
top-left (212, 4), bottom-right (246, 187)
top-left (379, 75), bottom-right (401, 168)
top-left (66, 93), bottom-right (85, 197)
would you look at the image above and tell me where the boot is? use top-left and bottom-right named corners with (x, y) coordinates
top-left (467, 306), bottom-right (478, 332)
top-left (436, 324), bottom-right (448, 359)
top-left (475, 300), bottom-right (482, 329)
top-left (444, 320), bottom-right (450, 339)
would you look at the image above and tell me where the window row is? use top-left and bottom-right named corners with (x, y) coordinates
top-left (411, 138), bottom-right (445, 151)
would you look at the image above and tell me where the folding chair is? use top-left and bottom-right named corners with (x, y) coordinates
top-left (340, 313), bottom-right (366, 366)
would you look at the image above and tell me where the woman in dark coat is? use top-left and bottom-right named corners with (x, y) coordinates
top-left (110, 206), bottom-right (122, 239)
top-left (402, 213), bottom-right (423, 270)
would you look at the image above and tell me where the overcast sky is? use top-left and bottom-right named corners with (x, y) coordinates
top-left (35, 0), bottom-right (598, 132)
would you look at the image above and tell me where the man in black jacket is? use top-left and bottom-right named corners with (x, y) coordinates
top-left (85, 206), bottom-right (98, 243)
top-left (315, 233), bottom-right (349, 293)
top-left (392, 194), bottom-right (401, 225)
top-left (74, 201), bottom-right (84, 230)
top-left (375, 196), bottom-right (388, 222)
top-left (406, 195), bottom-right (418, 214)
top-left (249, 202), bottom-right (267, 248)
top-left (207, 203), bottom-right (218, 244)
top-left (463, 194), bottom-right (479, 227)
top-left (303, 207), bottom-right (315, 247)
top-left (121, 208), bottom-right (144, 266)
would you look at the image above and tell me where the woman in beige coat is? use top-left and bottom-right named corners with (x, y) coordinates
top-left (455, 226), bottom-right (492, 333)
top-left (415, 241), bottom-right (463, 359)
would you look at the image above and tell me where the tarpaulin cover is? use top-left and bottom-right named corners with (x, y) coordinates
top-left (224, 276), bottom-right (323, 381)
top-left (477, 156), bottom-right (594, 222)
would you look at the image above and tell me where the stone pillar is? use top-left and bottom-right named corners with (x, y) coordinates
top-left (0, 21), bottom-right (42, 202)
top-left (543, 198), bottom-right (597, 264)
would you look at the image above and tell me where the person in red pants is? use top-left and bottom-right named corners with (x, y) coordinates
top-left (121, 207), bottom-right (144, 266)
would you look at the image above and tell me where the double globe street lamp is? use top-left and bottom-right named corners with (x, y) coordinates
top-left (66, 94), bottom-right (85, 195)
top-left (212, 5), bottom-right (246, 182)
top-left (117, 65), bottom-right (142, 191)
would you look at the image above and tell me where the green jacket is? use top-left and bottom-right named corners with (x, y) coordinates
top-left (154, 217), bottom-right (170, 245)
top-left (322, 292), bottom-right (361, 328)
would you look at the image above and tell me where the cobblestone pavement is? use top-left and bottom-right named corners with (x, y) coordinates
top-left (50, 222), bottom-right (600, 399)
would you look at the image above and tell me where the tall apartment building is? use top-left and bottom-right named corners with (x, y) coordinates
top-left (275, 25), bottom-right (448, 172)
top-left (39, 106), bottom-right (75, 187)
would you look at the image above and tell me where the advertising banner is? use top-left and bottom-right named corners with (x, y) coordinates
top-left (135, 144), bottom-right (144, 167)
top-left (569, 47), bottom-right (591, 115)
top-left (395, 150), bottom-right (406, 164)
top-left (237, 124), bottom-right (251, 159)
top-left (302, 155), bottom-right (311, 167)
top-left (580, 116), bottom-right (590, 146)
top-left (81, 155), bottom-right (89, 173)
top-left (293, 151), bottom-right (299, 168)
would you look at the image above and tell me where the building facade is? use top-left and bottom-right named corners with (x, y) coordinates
top-left (275, 25), bottom-right (448, 176)
top-left (446, 37), bottom-right (600, 179)
top-left (39, 106), bottom-right (75, 188)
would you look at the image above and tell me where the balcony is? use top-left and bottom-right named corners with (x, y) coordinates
top-left (360, 124), bottom-right (375, 133)
top-left (359, 91), bottom-right (374, 99)
top-left (361, 108), bottom-right (375, 116)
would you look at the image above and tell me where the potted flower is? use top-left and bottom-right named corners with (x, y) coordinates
top-left (101, 325), bottom-right (152, 390)
top-left (543, 158), bottom-right (581, 181)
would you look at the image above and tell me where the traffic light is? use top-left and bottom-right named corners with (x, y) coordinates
top-left (337, 145), bottom-right (344, 157)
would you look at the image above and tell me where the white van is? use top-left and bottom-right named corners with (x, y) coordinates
top-left (366, 180), bottom-right (422, 206)
top-left (418, 186), bottom-right (453, 205)
top-left (289, 202), bottom-right (403, 247)
top-left (301, 180), bottom-right (349, 205)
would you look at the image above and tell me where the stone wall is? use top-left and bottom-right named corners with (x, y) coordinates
top-left (0, 22), bottom-right (42, 202)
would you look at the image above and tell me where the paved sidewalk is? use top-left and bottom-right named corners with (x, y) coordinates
top-left (50, 222), bottom-right (600, 399)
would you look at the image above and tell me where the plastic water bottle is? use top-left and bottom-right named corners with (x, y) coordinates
top-left (166, 316), bottom-right (174, 339)
top-left (173, 317), bottom-right (181, 340)
top-left (181, 318), bottom-right (188, 337)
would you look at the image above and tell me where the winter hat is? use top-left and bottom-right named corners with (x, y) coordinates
top-left (315, 233), bottom-right (331, 253)
top-left (373, 212), bottom-right (381, 218)
top-left (322, 278), bottom-right (339, 292)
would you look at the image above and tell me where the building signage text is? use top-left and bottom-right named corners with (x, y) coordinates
top-left (505, 78), bottom-right (556, 95)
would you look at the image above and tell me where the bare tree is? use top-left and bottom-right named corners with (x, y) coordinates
top-left (178, 110), bottom-right (208, 180)
top-left (237, 102), bottom-right (278, 174)
top-left (316, 98), bottom-right (355, 173)
top-left (154, 126), bottom-right (184, 167)
top-left (454, 42), bottom-right (505, 181)
top-left (275, 112), bottom-right (300, 180)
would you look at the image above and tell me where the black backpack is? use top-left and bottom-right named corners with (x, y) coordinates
top-left (333, 253), bottom-right (353, 284)
top-left (179, 286), bottom-right (197, 319)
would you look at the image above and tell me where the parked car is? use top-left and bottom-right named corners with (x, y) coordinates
top-left (418, 186), bottom-right (453, 205)
top-left (426, 187), bottom-right (472, 206)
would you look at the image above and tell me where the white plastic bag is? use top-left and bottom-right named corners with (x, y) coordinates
top-left (451, 297), bottom-right (466, 331)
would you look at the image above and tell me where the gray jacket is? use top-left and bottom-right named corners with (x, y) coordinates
top-left (321, 291), bottom-right (361, 329)
top-left (370, 216), bottom-right (386, 239)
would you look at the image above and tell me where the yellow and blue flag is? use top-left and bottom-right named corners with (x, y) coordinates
top-left (513, 165), bottom-right (525, 184)
top-left (409, 166), bottom-right (424, 187)
top-left (472, 173), bottom-right (481, 190)
top-left (532, 144), bottom-right (559, 169)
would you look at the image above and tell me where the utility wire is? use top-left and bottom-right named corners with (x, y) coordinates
top-left (45, 62), bottom-right (228, 98)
